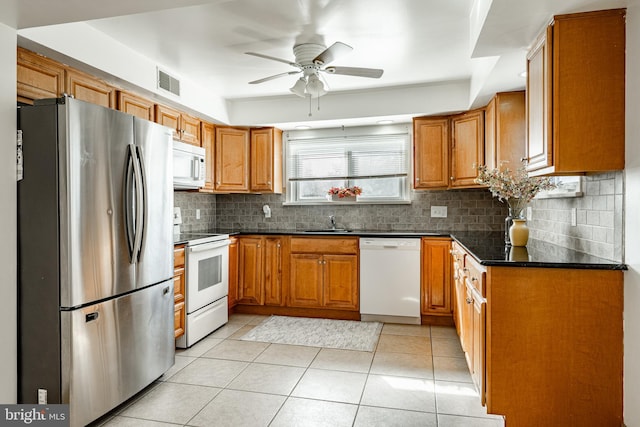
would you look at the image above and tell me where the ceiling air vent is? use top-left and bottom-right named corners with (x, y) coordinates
top-left (157, 68), bottom-right (181, 96)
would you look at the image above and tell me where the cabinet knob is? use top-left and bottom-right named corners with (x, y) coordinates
top-left (276, 243), bottom-right (281, 248)
top-left (466, 297), bottom-right (473, 304)
top-left (217, 181), bottom-right (221, 185)
top-left (267, 181), bottom-right (271, 185)
top-left (416, 177), bottom-right (420, 182)
top-left (471, 277), bottom-right (477, 282)
top-left (257, 244), bottom-right (261, 248)
top-left (450, 176), bottom-right (454, 181)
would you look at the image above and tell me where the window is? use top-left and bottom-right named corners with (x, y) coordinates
top-left (285, 125), bottom-right (411, 204)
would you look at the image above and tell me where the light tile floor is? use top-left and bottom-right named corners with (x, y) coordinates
top-left (92, 314), bottom-right (505, 427)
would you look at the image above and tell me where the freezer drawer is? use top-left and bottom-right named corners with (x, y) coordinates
top-left (59, 281), bottom-right (175, 427)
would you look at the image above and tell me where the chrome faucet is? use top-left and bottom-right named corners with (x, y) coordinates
top-left (329, 215), bottom-right (337, 230)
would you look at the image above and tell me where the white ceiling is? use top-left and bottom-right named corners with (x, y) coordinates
top-left (5, 0), bottom-right (628, 129)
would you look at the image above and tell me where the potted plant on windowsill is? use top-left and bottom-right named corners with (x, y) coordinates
top-left (327, 186), bottom-right (362, 202)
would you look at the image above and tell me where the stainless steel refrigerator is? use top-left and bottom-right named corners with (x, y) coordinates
top-left (17, 97), bottom-right (175, 427)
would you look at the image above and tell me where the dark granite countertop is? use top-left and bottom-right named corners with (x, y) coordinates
top-left (450, 231), bottom-right (627, 270)
top-left (182, 229), bottom-right (626, 270)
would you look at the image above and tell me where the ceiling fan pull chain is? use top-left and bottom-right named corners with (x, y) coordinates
top-left (317, 95), bottom-right (321, 112)
top-left (309, 95), bottom-right (312, 117)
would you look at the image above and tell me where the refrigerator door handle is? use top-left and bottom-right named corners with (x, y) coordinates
top-left (124, 145), bottom-right (136, 262)
top-left (135, 145), bottom-right (147, 263)
top-left (130, 144), bottom-right (145, 262)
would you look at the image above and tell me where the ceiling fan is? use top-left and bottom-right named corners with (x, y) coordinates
top-left (245, 41), bottom-right (384, 98)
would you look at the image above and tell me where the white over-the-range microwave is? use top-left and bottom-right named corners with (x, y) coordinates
top-left (173, 140), bottom-right (205, 189)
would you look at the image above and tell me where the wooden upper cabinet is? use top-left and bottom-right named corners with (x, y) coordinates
top-left (526, 9), bottom-right (625, 175)
top-left (413, 117), bottom-right (449, 189)
top-left (450, 109), bottom-right (484, 188)
top-left (526, 27), bottom-right (553, 173)
top-left (155, 104), bottom-right (181, 140)
top-left (155, 104), bottom-right (201, 145)
top-left (215, 127), bottom-right (250, 192)
top-left (485, 91), bottom-right (526, 172)
top-left (421, 238), bottom-right (452, 316)
top-left (17, 47), bottom-right (65, 104)
top-left (65, 68), bottom-right (116, 108)
top-left (180, 113), bottom-right (201, 146)
top-left (116, 90), bottom-right (155, 121)
top-left (200, 122), bottom-right (215, 192)
top-left (250, 128), bottom-right (283, 193)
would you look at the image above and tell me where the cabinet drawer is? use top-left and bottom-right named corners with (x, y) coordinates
top-left (464, 255), bottom-right (486, 296)
top-left (174, 245), bottom-right (185, 268)
top-left (290, 237), bottom-right (358, 254)
top-left (173, 267), bottom-right (185, 303)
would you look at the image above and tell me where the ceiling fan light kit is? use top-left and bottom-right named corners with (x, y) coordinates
top-left (246, 40), bottom-right (384, 100)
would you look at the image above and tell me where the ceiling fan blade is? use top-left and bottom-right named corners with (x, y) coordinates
top-left (313, 41), bottom-right (353, 65)
top-left (245, 52), bottom-right (299, 67)
top-left (249, 71), bottom-right (301, 84)
top-left (324, 66), bottom-right (384, 78)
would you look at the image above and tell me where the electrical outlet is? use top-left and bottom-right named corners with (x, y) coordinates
top-left (571, 208), bottom-right (577, 226)
top-left (38, 389), bottom-right (47, 404)
top-left (431, 206), bottom-right (447, 218)
top-left (526, 207), bottom-right (533, 221)
top-left (196, 209), bottom-right (200, 220)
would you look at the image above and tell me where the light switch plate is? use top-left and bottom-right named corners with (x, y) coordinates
top-left (196, 209), bottom-right (201, 220)
top-left (431, 206), bottom-right (447, 218)
top-left (173, 207), bottom-right (182, 225)
top-left (571, 208), bottom-right (577, 226)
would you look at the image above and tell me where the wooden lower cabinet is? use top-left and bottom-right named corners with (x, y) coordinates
top-left (289, 254), bottom-right (324, 307)
top-left (173, 245), bottom-right (186, 339)
top-left (227, 237), bottom-right (238, 310)
top-left (289, 237), bottom-right (359, 311)
top-left (237, 235), bottom-right (287, 307)
top-left (450, 242), bottom-right (623, 426)
top-left (421, 238), bottom-right (452, 319)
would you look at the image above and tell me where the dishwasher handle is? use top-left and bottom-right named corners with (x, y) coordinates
top-left (360, 238), bottom-right (420, 250)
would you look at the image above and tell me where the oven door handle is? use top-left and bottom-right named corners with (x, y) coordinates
top-left (188, 239), bottom-right (231, 252)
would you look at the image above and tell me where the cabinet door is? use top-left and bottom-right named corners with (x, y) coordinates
top-left (200, 122), bottom-right (215, 192)
top-left (421, 238), bottom-right (452, 316)
top-left (155, 104), bottom-right (181, 140)
top-left (289, 254), bottom-right (323, 307)
top-left (413, 117), bottom-right (449, 189)
top-left (174, 301), bottom-right (185, 339)
top-left (116, 90), bottom-right (154, 121)
top-left (65, 68), bottom-right (115, 108)
top-left (250, 128), bottom-right (283, 193)
top-left (181, 113), bottom-right (201, 146)
top-left (17, 47), bottom-right (65, 104)
top-left (237, 237), bottom-right (264, 305)
top-left (451, 110), bottom-right (484, 188)
top-left (462, 280), bottom-right (474, 371)
top-left (323, 255), bottom-right (358, 310)
top-left (472, 288), bottom-right (486, 405)
top-left (526, 27), bottom-right (552, 172)
top-left (494, 91), bottom-right (526, 171)
top-left (264, 237), bottom-right (284, 306)
top-left (227, 237), bottom-right (238, 309)
top-left (173, 267), bottom-right (185, 303)
top-left (215, 127), bottom-right (250, 192)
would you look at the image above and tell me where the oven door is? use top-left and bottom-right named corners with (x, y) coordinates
top-left (186, 239), bottom-right (230, 313)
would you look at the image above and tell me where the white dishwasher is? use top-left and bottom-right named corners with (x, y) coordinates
top-left (359, 238), bottom-right (421, 324)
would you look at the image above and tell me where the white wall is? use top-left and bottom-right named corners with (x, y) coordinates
top-left (0, 22), bottom-right (17, 403)
top-left (625, 0), bottom-right (640, 424)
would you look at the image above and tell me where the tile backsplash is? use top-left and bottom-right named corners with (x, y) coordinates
top-left (173, 191), bottom-right (216, 232)
top-left (215, 189), bottom-right (507, 232)
top-left (528, 172), bottom-right (623, 262)
top-left (174, 172), bottom-right (624, 262)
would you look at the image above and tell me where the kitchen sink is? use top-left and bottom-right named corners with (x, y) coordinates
top-left (303, 229), bottom-right (353, 233)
